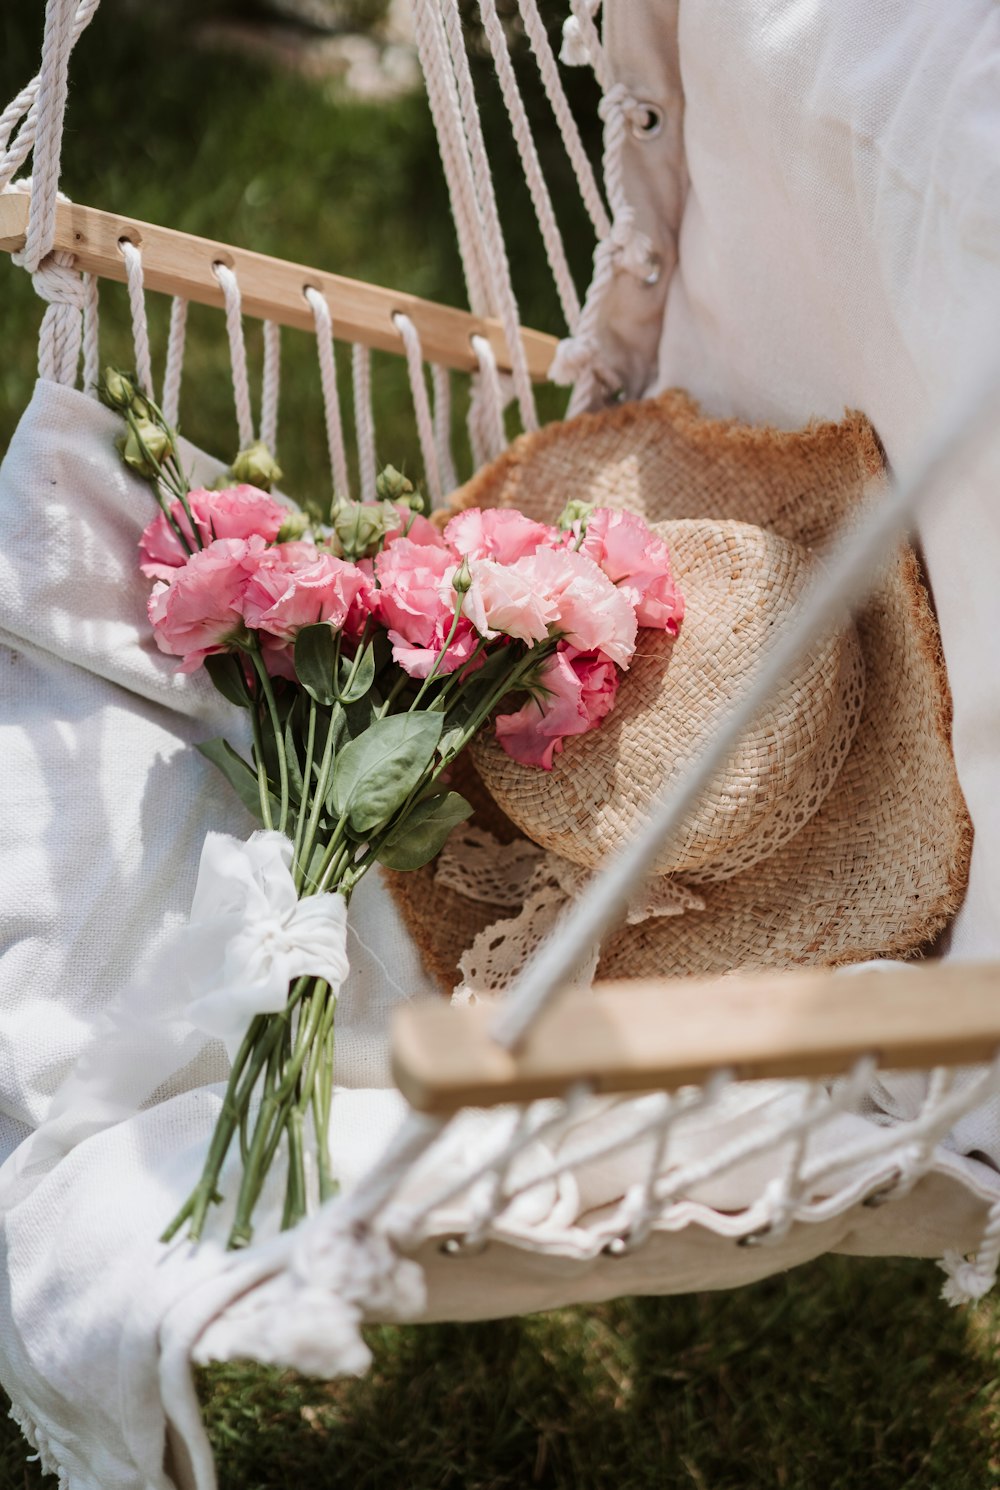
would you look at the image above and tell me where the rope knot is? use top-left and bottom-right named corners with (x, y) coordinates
top-left (548, 332), bottom-right (604, 387)
top-left (17, 251), bottom-right (86, 309)
top-left (939, 1249), bottom-right (999, 1306)
top-left (598, 82), bottom-right (634, 125)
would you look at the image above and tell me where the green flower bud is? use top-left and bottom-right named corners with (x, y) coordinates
top-left (375, 464), bottom-right (414, 503)
top-left (276, 509), bottom-right (310, 544)
top-left (100, 367), bottom-right (139, 412)
top-left (119, 417), bottom-right (173, 479)
top-left (329, 497), bottom-right (403, 560)
top-left (231, 440), bottom-right (283, 492)
top-left (452, 557), bottom-right (473, 595)
top-left (556, 498), bottom-right (595, 533)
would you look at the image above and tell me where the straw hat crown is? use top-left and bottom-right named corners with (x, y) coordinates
top-left (472, 517), bottom-right (866, 881)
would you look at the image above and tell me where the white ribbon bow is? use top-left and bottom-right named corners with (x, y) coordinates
top-left (183, 830), bottom-right (349, 1056)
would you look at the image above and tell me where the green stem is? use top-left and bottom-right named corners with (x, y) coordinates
top-left (410, 598), bottom-right (465, 710)
top-left (249, 645), bottom-right (290, 835)
top-left (247, 684), bottom-right (274, 831)
top-left (376, 671), bottom-right (411, 718)
top-left (292, 695), bottom-right (318, 869)
top-left (296, 704), bottom-right (341, 890)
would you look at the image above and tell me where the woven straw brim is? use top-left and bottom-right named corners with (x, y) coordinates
top-left (386, 392), bottom-right (972, 990)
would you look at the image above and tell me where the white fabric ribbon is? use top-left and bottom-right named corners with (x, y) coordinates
top-left (183, 831), bottom-right (349, 1056)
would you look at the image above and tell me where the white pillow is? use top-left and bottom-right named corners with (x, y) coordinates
top-left (650, 0), bottom-right (1000, 958)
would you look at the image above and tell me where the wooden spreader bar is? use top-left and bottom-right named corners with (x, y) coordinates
top-left (392, 963), bottom-right (1000, 1114)
top-left (0, 192), bottom-right (559, 380)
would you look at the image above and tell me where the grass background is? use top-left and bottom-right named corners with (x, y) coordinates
top-left (2, 3), bottom-right (1000, 1486)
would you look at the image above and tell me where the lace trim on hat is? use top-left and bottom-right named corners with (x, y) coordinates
top-left (436, 825), bottom-right (704, 1004)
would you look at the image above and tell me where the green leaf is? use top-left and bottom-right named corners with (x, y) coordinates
top-left (330, 711), bottom-right (443, 833)
top-left (294, 623), bottom-right (337, 705)
top-left (376, 791), bottom-right (473, 870)
top-left (197, 737), bottom-right (276, 823)
top-left (335, 643), bottom-right (376, 703)
top-left (343, 691), bottom-right (381, 739)
top-left (204, 652), bottom-right (252, 708)
top-left (283, 708), bottom-right (304, 804)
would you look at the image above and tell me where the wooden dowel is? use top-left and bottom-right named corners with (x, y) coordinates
top-left (0, 192), bottom-right (559, 381)
top-left (391, 963), bottom-right (1000, 1114)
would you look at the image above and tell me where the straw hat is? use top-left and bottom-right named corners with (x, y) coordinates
top-left (386, 391), bottom-right (972, 990)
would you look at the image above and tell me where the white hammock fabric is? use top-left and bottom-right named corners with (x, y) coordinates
top-left (4, 3), bottom-right (1000, 1489)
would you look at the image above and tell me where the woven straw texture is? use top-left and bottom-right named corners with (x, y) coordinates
top-left (472, 518), bottom-right (867, 881)
top-left (386, 391), bottom-right (972, 989)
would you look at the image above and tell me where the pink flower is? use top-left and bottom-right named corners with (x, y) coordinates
top-left (148, 536), bottom-right (269, 672)
top-left (382, 506), bottom-right (447, 551)
top-left (495, 647), bottom-right (620, 769)
top-left (373, 537), bottom-right (477, 678)
top-left (579, 508), bottom-right (685, 634)
top-left (462, 558), bottom-right (558, 644)
top-left (139, 486), bottom-right (288, 580)
top-left (444, 506), bottom-right (560, 564)
top-left (242, 548), bottom-right (370, 641)
top-left (512, 545), bottom-right (637, 668)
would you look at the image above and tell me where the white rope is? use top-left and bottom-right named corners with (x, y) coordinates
top-left (436, 0), bottom-right (538, 432)
top-left (476, 0), bottom-right (580, 330)
top-left (890, 1067), bottom-right (954, 1197)
top-left (260, 320), bottom-right (281, 457)
top-left (409, 0), bottom-right (493, 318)
top-left (9, 177), bottom-right (85, 388)
top-left (470, 334), bottom-right (507, 460)
top-left (0, 0), bottom-right (100, 188)
top-left (389, 1083), bottom-right (595, 1243)
top-left (161, 297), bottom-right (188, 430)
top-left (599, 1092), bottom-right (673, 1254)
top-left (213, 261), bottom-right (256, 452)
top-left (489, 367), bottom-right (1000, 1051)
top-left (552, 82), bottom-right (657, 414)
top-left (119, 239), bottom-right (153, 396)
top-left (81, 270), bottom-right (99, 395)
top-left (352, 343), bottom-right (378, 503)
top-left (800, 1057), bottom-right (1000, 1198)
top-left (305, 287), bottom-right (351, 500)
top-left (394, 313), bottom-right (443, 505)
top-left (567, 0), bottom-right (610, 88)
top-left (30, 249), bottom-right (84, 386)
top-left (22, 0), bottom-right (77, 274)
top-left (516, 0), bottom-right (610, 239)
top-left (431, 364), bottom-right (459, 497)
top-left (940, 1196), bottom-right (1000, 1305)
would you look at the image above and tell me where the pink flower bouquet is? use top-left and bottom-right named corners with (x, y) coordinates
top-left (99, 369), bottom-right (683, 1246)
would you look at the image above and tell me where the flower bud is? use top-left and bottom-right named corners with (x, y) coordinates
top-left (556, 498), bottom-right (595, 533)
top-left (375, 464), bottom-right (414, 503)
top-left (119, 417), bottom-right (173, 479)
top-left (99, 367), bottom-right (139, 412)
top-left (330, 497), bottom-right (404, 560)
top-left (276, 509), bottom-right (310, 543)
top-left (231, 441), bottom-right (283, 492)
top-left (452, 557), bottom-right (473, 595)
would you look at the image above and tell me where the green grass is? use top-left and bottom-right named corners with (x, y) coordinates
top-left (3, 4), bottom-right (1000, 1488)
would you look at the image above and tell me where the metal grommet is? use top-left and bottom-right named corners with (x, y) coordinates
top-left (642, 251), bottom-right (663, 286)
top-left (862, 1172), bottom-right (901, 1209)
top-left (439, 1234), bottom-right (490, 1257)
top-left (629, 101), bottom-right (664, 140)
top-left (737, 1224), bottom-right (772, 1248)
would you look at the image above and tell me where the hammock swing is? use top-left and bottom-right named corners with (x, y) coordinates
top-left (3, 2), bottom-right (1000, 1487)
